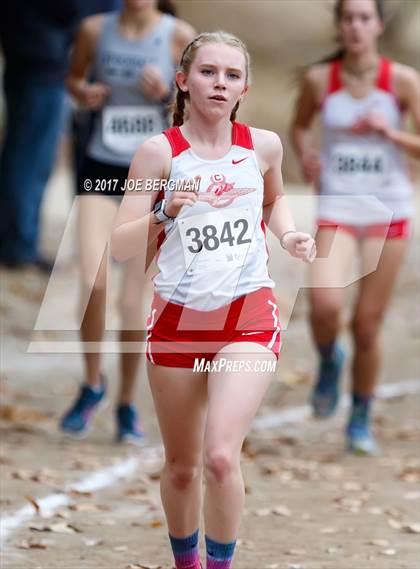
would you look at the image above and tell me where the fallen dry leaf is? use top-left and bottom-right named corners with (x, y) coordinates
top-left (367, 539), bottom-right (390, 547)
top-left (261, 465), bottom-right (280, 476)
top-left (366, 507), bottom-right (383, 515)
top-left (397, 467), bottom-right (420, 483)
top-left (68, 503), bottom-right (108, 512)
top-left (83, 538), bottom-right (104, 547)
top-left (17, 539), bottom-right (48, 550)
top-left (68, 458), bottom-right (103, 471)
top-left (0, 455), bottom-right (13, 465)
top-left (148, 472), bottom-right (161, 482)
top-left (125, 488), bottom-right (149, 498)
top-left (385, 507), bottom-right (403, 519)
top-left (241, 438), bottom-right (258, 460)
top-left (30, 522), bottom-right (82, 534)
top-left (25, 495), bottom-right (41, 514)
top-left (343, 481), bottom-right (363, 492)
top-left (395, 427), bottom-right (419, 441)
top-left (272, 505), bottom-right (292, 517)
top-left (7, 280), bottom-right (44, 303)
top-left (281, 369), bottom-right (312, 388)
top-left (11, 469), bottom-right (32, 481)
top-left (320, 527), bottom-right (338, 535)
top-left (150, 519), bottom-right (164, 528)
top-left (401, 523), bottom-right (420, 534)
top-left (255, 507), bottom-right (271, 517)
top-left (380, 548), bottom-right (397, 556)
top-left (67, 490), bottom-right (93, 498)
top-left (0, 404), bottom-right (49, 423)
top-left (50, 522), bottom-right (82, 534)
top-left (55, 510), bottom-right (71, 519)
top-left (285, 549), bottom-right (306, 555)
top-left (388, 519), bottom-right (402, 530)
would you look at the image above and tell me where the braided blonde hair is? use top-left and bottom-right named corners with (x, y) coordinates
top-left (172, 31), bottom-right (251, 127)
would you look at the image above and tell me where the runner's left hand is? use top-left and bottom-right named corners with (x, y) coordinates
top-left (282, 232), bottom-right (316, 263)
top-left (139, 65), bottom-right (171, 102)
top-left (350, 111), bottom-right (391, 138)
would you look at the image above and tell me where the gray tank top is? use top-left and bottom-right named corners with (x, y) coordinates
top-left (87, 12), bottom-right (176, 167)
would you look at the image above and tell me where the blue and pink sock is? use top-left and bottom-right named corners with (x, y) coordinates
top-left (205, 535), bottom-right (236, 569)
top-left (169, 529), bottom-right (201, 569)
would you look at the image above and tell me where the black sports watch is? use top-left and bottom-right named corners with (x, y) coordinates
top-left (153, 199), bottom-right (174, 224)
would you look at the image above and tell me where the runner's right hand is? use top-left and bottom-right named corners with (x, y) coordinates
top-left (164, 176), bottom-right (201, 218)
top-left (80, 83), bottom-right (111, 110)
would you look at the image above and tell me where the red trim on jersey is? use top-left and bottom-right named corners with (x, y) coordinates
top-left (232, 122), bottom-right (254, 150)
top-left (156, 229), bottom-right (166, 250)
top-left (376, 58), bottom-right (392, 92)
top-left (327, 59), bottom-right (342, 94)
top-left (164, 127), bottom-right (190, 157)
top-left (377, 58), bottom-right (405, 110)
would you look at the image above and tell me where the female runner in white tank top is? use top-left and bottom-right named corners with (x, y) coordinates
top-left (291, 0), bottom-right (419, 455)
top-left (60, 0), bottom-right (195, 443)
top-left (112, 32), bottom-right (315, 569)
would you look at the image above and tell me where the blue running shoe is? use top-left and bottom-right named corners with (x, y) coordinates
top-left (116, 404), bottom-right (144, 445)
top-left (60, 379), bottom-right (106, 438)
top-left (346, 402), bottom-right (379, 456)
top-left (311, 344), bottom-right (345, 418)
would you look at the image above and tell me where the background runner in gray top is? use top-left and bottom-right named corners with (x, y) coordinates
top-left (87, 12), bottom-right (175, 166)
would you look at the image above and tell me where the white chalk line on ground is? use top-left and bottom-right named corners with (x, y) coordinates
top-left (0, 447), bottom-right (162, 548)
top-left (1, 378), bottom-right (418, 550)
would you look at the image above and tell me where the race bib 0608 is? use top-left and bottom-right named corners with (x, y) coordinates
top-left (178, 207), bottom-right (257, 275)
top-left (102, 106), bottom-right (164, 155)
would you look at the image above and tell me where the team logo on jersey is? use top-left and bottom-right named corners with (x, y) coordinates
top-left (198, 174), bottom-right (255, 208)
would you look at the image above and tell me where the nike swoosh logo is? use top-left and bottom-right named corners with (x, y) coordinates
top-left (232, 157), bottom-right (248, 165)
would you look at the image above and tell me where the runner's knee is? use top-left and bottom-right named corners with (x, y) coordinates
top-left (118, 292), bottom-right (142, 327)
top-left (351, 313), bottom-right (381, 351)
top-left (311, 299), bottom-right (341, 327)
top-left (81, 278), bottom-right (107, 299)
top-left (165, 458), bottom-right (202, 491)
top-left (204, 447), bottom-right (238, 485)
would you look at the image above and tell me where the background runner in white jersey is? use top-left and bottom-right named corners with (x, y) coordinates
top-left (291, 0), bottom-right (420, 456)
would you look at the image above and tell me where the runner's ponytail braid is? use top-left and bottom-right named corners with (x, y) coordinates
top-left (172, 89), bottom-right (186, 126)
top-left (230, 101), bottom-right (240, 122)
